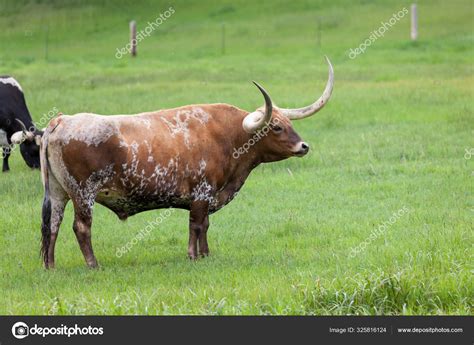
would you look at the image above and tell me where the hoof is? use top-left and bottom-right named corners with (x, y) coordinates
top-left (44, 263), bottom-right (55, 270)
top-left (86, 260), bottom-right (99, 269)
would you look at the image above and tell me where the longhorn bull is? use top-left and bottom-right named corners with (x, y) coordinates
top-left (40, 57), bottom-right (334, 268)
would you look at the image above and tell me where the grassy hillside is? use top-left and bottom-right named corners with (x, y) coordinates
top-left (0, 0), bottom-right (472, 314)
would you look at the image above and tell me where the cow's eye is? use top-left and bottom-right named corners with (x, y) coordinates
top-left (272, 125), bottom-right (283, 134)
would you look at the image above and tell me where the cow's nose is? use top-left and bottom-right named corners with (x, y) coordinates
top-left (294, 142), bottom-right (309, 157)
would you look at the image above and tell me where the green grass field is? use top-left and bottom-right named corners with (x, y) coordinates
top-left (0, 0), bottom-right (472, 315)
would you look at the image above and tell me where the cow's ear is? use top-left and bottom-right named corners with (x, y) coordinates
top-left (11, 131), bottom-right (24, 144)
top-left (35, 135), bottom-right (42, 146)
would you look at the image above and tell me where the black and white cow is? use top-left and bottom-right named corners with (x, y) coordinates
top-left (0, 76), bottom-right (42, 172)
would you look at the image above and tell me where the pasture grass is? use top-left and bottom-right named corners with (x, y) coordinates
top-left (0, 0), bottom-right (472, 315)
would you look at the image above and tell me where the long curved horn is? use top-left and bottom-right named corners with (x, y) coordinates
top-left (15, 118), bottom-right (28, 132)
top-left (14, 119), bottom-right (34, 142)
top-left (242, 81), bottom-right (273, 133)
top-left (279, 56), bottom-right (334, 120)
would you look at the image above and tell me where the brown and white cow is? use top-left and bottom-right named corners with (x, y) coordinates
top-left (40, 57), bottom-right (334, 268)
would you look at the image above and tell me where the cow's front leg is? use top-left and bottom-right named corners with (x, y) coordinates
top-left (2, 147), bottom-right (11, 172)
top-left (198, 212), bottom-right (210, 257)
top-left (188, 201), bottom-right (209, 260)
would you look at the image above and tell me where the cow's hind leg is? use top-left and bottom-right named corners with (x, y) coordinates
top-left (72, 202), bottom-right (98, 268)
top-left (188, 201), bottom-right (210, 259)
top-left (46, 196), bottom-right (68, 268)
top-left (2, 147), bottom-right (10, 172)
top-left (42, 174), bottom-right (69, 269)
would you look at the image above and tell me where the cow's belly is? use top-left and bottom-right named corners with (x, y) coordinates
top-left (94, 173), bottom-right (244, 219)
top-left (96, 189), bottom-right (192, 219)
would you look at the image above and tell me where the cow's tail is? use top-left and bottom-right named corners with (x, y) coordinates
top-left (40, 127), bottom-right (52, 267)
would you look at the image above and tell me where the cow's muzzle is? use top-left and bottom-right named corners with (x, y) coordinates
top-left (293, 142), bottom-right (309, 157)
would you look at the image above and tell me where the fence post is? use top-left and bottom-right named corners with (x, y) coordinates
top-left (411, 4), bottom-right (418, 41)
top-left (130, 20), bottom-right (137, 57)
